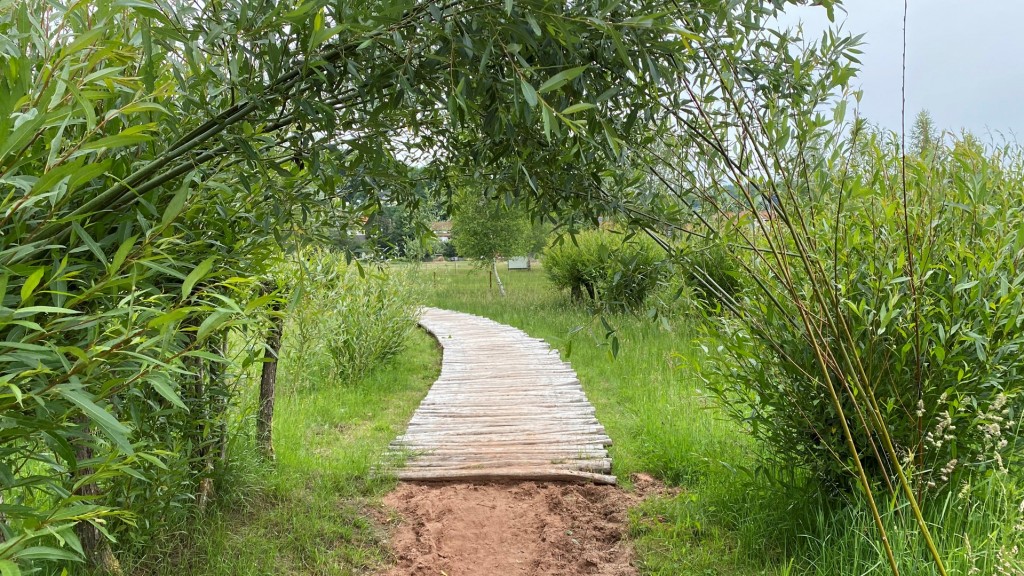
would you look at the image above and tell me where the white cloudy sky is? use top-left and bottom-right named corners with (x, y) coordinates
top-left (778, 1), bottom-right (1024, 141)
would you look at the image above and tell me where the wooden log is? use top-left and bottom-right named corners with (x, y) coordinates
top-left (395, 430), bottom-right (610, 443)
top-left (403, 456), bottom-right (612, 469)
top-left (402, 460), bottom-right (612, 474)
top-left (391, 436), bottom-right (613, 448)
top-left (389, 445), bottom-right (609, 456)
top-left (396, 468), bottom-right (618, 485)
top-left (402, 424), bottom-right (606, 435)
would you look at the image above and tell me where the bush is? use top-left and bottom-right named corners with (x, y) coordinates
top-left (543, 229), bottom-right (666, 313)
top-left (675, 236), bottom-right (743, 307)
top-left (278, 250), bottom-right (418, 387)
top-left (703, 134), bottom-right (1024, 490)
top-left (440, 241), bottom-right (458, 259)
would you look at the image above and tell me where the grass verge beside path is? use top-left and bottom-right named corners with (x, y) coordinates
top-left (414, 261), bottom-right (790, 575)
top-left (146, 328), bottom-right (440, 576)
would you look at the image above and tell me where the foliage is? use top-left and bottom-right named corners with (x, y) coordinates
top-left (909, 109), bottom-right (941, 159)
top-left (364, 201), bottom-right (439, 260)
top-left (0, 0), bottom-right (703, 567)
top-left (527, 220), bottom-right (555, 256)
top-left (703, 134), bottom-right (1024, 492)
top-left (277, 250), bottom-right (418, 387)
top-left (543, 229), bottom-right (665, 312)
top-left (0, 0), bottom-right (874, 569)
top-left (139, 321), bottom-right (440, 576)
top-left (674, 236), bottom-right (743, 308)
top-left (450, 191), bottom-right (533, 263)
top-left (439, 241), bottom-right (458, 259)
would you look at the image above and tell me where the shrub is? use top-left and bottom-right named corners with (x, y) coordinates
top-left (543, 229), bottom-right (666, 312)
top-left (675, 236), bottom-right (743, 307)
top-left (440, 241), bottom-right (458, 259)
top-left (278, 250), bottom-right (418, 387)
top-left (703, 133), bottom-right (1024, 490)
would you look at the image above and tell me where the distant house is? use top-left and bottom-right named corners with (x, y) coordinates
top-left (431, 221), bottom-right (453, 243)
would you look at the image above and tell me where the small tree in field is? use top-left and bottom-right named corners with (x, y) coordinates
top-left (910, 109), bottom-right (941, 159)
top-left (451, 191), bottom-right (532, 296)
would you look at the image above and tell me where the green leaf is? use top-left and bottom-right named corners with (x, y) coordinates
top-left (149, 374), bottom-right (186, 409)
top-left (14, 305), bottom-right (81, 318)
top-left (954, 280), bottom-right (978, 293)
top-left (80, 129), bottom-right (155, 151)
top-left (21, 267), bottom-right (45, 302)
top-left (12, 546), bottom-right (81, 562)
top-left (309, 9), bottom-right (344, 52)
top-left (541, 106), bottom-right (553, 141)
top-left (138, 452), bottom-right (169, 470)
top-left (623, 13), bottom-right (659, 27)
top-left (109, 234), bottom-right (138, 274)
top-left (182, 256), bottom-right (216, 299)
top-left (57, 386), bottom-right (133, 454)
top-left (120, 101), bottom-right (168, 116)
top-left (538, 66), bottom-right (588, 94)
top-left (58, 527), bottom-right (84, 557)
top-left (72, 222), bottom-right (105, 263)
top-left (0, 559), bottom-right (22, 576)
top-left (561, 102), bottom-right (595, 115)
top-left (147, 307), bottom-right (190, 329)
top-left (520, 80), bottom-right (538, 107)
top-left (161, 183), bottom-right (189, 228)
top-left (196, 309), bottom-right (232, 342)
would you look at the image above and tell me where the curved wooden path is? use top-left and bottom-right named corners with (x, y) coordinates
top-left (388, 307), bottom-right (615, 485)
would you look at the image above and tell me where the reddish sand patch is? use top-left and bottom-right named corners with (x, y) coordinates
top-left (381, 481), bottom-right (640, 576)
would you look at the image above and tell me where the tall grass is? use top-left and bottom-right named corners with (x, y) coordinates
top-left (794, 472), bottom-right (1023, 576)
top-left (278, 251), bottom-right (420, 388)
top-left (136, 328), bottom-right (439, 576)
top-left (125, 253), bottom-right (438, 576)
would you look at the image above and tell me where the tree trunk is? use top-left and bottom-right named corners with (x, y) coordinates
top-left (187, 351), bottom-right (216, 511)
top-left (74, 425), bottom-right (123, 575)
top-left (257, 296), bottom-right (284, 459)
top-left (492, 259), bottom-right (506, 297)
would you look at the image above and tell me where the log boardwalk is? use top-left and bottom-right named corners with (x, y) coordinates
top-left (389, 307), bottom-right (616, 485)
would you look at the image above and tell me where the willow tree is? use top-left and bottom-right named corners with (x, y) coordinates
top-left (0, 0), bottom-right (860, 571)
top-left (451, 191), bottom-right (532, 295)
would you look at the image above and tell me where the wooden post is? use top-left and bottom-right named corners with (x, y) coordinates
top-left (257, 289), bottom-right (284, 459)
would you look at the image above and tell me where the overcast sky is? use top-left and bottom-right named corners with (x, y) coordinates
top-left (777, 1), bottom-right (1024, 142)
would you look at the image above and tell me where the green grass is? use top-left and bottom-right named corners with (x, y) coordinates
top-left (149, 260), bottom-right (1023, 576)
top-left (142, 327), bottom-right (440, 576)
top-left (414, 261), bottom-right (791, 575)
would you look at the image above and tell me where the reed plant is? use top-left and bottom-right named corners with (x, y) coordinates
top-left (543, 228), bottom-right (666, 313)
top-left (276, 250), bottom-right (419, 388)
top-left (638, 72), bottom-right (1024, 573)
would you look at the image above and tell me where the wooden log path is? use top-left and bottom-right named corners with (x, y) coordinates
top-left (388, 307), bottom-right (616, 485)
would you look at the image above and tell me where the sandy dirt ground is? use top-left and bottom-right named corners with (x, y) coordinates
top-left (380, 475), bottom-right (668, 576)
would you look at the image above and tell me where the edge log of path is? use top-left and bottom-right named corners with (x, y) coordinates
top-left (389, 307), bottom-right (616, 485)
